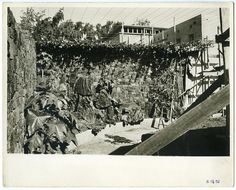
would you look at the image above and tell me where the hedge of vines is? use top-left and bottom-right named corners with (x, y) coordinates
top-left (36, 40), bottom-right (211, 69)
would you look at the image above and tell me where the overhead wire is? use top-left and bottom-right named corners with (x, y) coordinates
top-left (69, 7), bottom-right (75, 20)
top-left (81, 7), bottom-right (87, 21)
top-left (112, 8), bottom-right (127, 22)
top-left (156, 8), bottom-right (204, 26)
top-left (99, 8), bottom-right (113, 24)
top-left (172, 10), bottom-right (218, 25)
top-left (156, 9), bottom-right (218, 27)
top-left (90, 8), bottom-right (100, 24)
top-left (123, 8), bottom-right (152, 25)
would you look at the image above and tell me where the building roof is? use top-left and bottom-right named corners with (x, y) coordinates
top-left (123, 24), bottom-right (167, 30)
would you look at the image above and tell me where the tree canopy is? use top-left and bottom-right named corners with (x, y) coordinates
top-left (20, 7), bottom-right (123, 43)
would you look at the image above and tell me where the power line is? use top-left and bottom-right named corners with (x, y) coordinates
top-left (132, 8), bottom-right (150, 18)
top-left (112, 8), bottom-right (126, 22)
top-left (99, 8), bottom-right (113, 24)
top-left (69, 8), bottom-right (75, 20)
top-left (116, 8), bottom-right (127, 22)
top-left (89, 8), bottom-right (100, 24)
top-left (152, 9), bottom-right (217, 25)
top-left (173, 10), bottom-right (218, 24)
top-left (120, 8), bottom-right (142, 23)
top-left (121, 8), bottom-right (150, 24)
top-left (151, 9), bottom-right (179, 22)
top-left (156, 8), bottom-right (203, 26)
top-left (81, 7), bottom-right (87, 21)
top-left (143, 8), bottom-right (169, 20)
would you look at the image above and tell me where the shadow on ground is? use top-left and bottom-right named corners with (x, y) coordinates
top-left (109, 127), bottom-right (229, 156)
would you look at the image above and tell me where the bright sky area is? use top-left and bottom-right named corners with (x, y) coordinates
top-left (9, 4), bottom-right (229, 40)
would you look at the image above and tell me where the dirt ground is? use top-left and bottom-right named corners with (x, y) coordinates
top-left (67, 116), bottom-right (226, 155)
top-left (69, 118), bottom-right (164, 154)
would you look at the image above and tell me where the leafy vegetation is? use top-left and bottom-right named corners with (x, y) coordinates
top-left (20, 7), bottom-right (123, 43)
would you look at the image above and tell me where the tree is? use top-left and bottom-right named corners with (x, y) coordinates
top-left (52, 8), bottom-right (64, 27)
top-left (97, 21), bottom-right (122, 40)
top-left (82, 23), bottom-right (96, 41)
top-left (20, 7), bottom-right (64, 42)
top-left (134, 18), bottom-right (151, 26)
top-left (58, 19), bottom-right (75, 40)
top-left (34, 17), bottom-right (53, 41)
top-left (20, 7), bottom-right (45, 34)
top-left (95, 23), bottom-right (102, 39)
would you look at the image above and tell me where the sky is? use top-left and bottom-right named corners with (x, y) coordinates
top-left (9, 4), bottom-right (229, 40)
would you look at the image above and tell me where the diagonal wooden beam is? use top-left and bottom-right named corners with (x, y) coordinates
top-left (126, 85), bottom-right (230, 155)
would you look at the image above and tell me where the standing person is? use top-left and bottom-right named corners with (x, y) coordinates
top-left (73, 68), bottom-right (93, 111)
top-left (121, 108), bottom-right (128, 127)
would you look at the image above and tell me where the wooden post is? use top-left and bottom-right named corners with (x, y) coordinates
top-left (169, 75), bottom-right (176, 122)
top-left (126, 85), bottom-right (229, 155)
top-left (219, 8), bottom-right (226, 76)
top-left (169, 61), bottom-right (176, 122)
top-left (219, 8), bottom-right (230, 150)
top-left (173, 17), bottom-right (176, 43)
top-left (200, 50), bottom-right (204, 93)
top-left (121, 22), bottom-right (124, 43)
top-left (151, 102), bottom-right (157, 129)
top-left (217, 26), bottom-right (222, 66)
top-left (152, 27), bottom-right (154, 44)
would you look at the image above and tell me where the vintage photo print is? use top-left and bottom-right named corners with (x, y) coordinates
top-left (2, 2), bottom-right (234, 187)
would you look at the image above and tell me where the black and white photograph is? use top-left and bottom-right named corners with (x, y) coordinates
top-left (2, 1), bottom-right (234, 187)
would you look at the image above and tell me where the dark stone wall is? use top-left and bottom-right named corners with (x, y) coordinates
top-left (7, 8), bottom-right (37, 153)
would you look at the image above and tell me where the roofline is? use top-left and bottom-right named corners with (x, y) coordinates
top-left (123, 25), bottom-right (167, 29)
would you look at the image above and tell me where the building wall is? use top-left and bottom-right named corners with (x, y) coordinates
top-left (154, 15), bottom-right (202, 43)
top-left (107, 25), bottom-right (165, 45)
top-left (120, 33), bottom-right (153, 45)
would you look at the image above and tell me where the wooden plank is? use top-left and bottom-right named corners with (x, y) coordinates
top-left (125, 85), bottom-right (229, 155)
top-left (177, 76), bottom-right (207, 98)
top-left (202, 71), bottom-right (224, 77)
top-left (215, 28), bottom-right (229, 43)
top-left (183, 74), bottom-right (224, 114)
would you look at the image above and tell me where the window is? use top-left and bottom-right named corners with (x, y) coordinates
top-left (138, 29), bottom-right (141, 33)
top-left (193, 21), bottom-right (197, 25)
top-left (134, 28), bottom-right (137, 33)
top-left (177, 29), bottom-right (180, 33)
top-left (124, 28), bottom-right (127, 32)
top-left (189, 34), bottom-right (194, 41)
top-left (156, 31), bottom-right (159, 34)
top-left (146, 29), bottom-right (151, 34)
top-left (189, 24), bottom-right (192, 29)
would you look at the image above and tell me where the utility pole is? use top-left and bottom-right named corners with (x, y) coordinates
top-left (173, 17), bottom-right (176, 43)
top-left (121, 22), bottom-right (124, 43)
